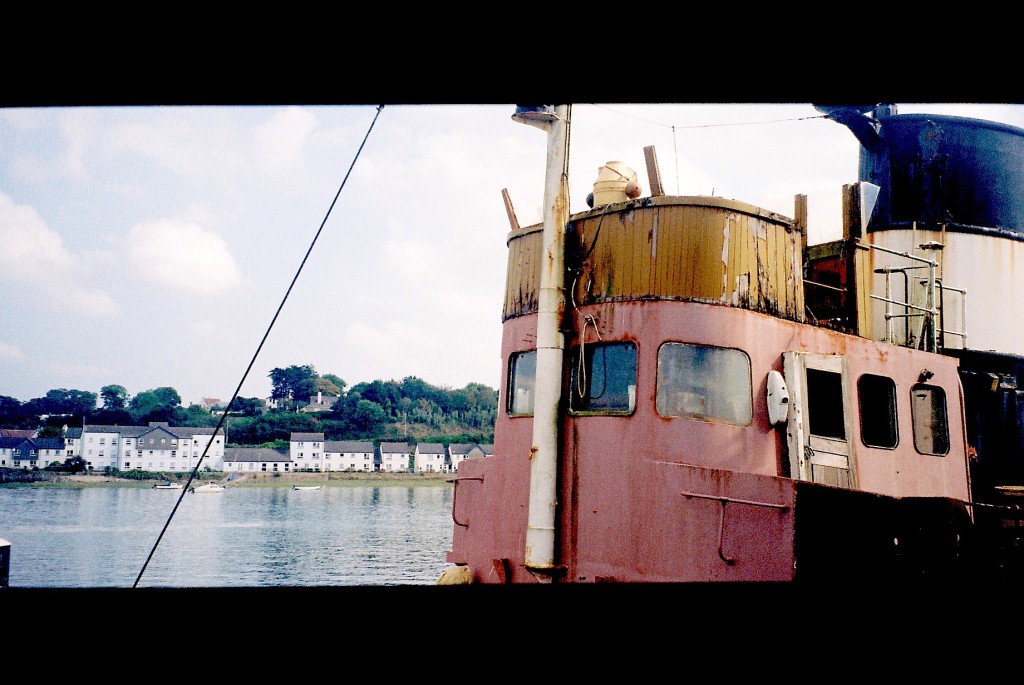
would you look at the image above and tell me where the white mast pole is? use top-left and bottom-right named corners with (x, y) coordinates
top-left (513, 104), bottom-right (571, 576)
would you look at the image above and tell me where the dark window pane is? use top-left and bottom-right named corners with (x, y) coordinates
top-left (656, 343), bottom-right (752, 425)
top-left (858, 374), bottom-right (898, 449)
top-left (569, 342), bottom-right (637, 413)
top-left (911, 384), bottom-right (949, 456)
top-left (507, 350), bottom-right (536, 416)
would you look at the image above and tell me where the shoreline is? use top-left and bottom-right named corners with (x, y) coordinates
top-left (0, 470), bottom-right (454, 488)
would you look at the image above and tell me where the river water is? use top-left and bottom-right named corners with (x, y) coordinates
top-left (0, 483), bottom-right (454, 588)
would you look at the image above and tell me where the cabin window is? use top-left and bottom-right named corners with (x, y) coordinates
top-left (569, 341), bottom-right (637, 414)
top-left (508, 350), bottom-right (537, 416)
top-left (806, 368), bottom-right (846, 440)
top-left (858, 374), bottom-right (898, 449)
top-left (656, 343), bottom-right (751, 424)
top-left (911, 384), bottom-right (949, 456)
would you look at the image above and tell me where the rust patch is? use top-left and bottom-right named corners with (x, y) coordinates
top-left (492, 558), bottom-right (511, 584)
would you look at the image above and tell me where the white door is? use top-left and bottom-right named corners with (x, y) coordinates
top-left (783, 352), bottom-right (857, 489)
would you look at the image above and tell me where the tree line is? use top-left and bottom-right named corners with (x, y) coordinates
top-left (0, 365), bottom-right (498, 445)
top-left (232, 365), bottom-right (497, 446)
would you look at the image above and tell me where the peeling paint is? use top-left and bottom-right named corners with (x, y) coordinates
top-left (651, 213), bottom-right (659, 260)
top-left (721, 215), bottom-right (732, 301)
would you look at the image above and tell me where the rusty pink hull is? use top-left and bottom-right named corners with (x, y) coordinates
top-left (447, 300), bottom-right (971, 583)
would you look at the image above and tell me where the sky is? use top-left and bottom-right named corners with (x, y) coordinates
top-left (3, 102), bottom-right (1023, 409)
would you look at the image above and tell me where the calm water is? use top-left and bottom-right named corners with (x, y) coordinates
top-left (0, 484), bottom-right (454, 588)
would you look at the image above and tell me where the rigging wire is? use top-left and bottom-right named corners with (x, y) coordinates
top-left (590, 103), bottom-right (828, 130)
top-left (673, 125), bottom-right (679, 195)
top-left (590, 104), bottom-right (828, 196)
top-left (132, 104), bottom-right (386, 589)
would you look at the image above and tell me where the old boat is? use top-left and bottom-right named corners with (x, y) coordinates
top-left (441, 104), bottom-right (1024, 585)
top-left (191, 483), bottom-right (226, 493)
top-left (153, 481), bottom-right (182, 490)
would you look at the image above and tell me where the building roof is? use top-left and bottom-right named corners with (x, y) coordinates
top-left (0, 428), bottom-right (35, 439)
top-left (26, 437), bottom-right (65, 450)
top-left (81, 424), bottom-right (224, 440)
top-left (224, 447), bottom-right (291, 463)
top-left (291, 432), bottom-right (325, 441)
top-left (416, 442), bottom-right (445, 454)
top-left (448, 443), bottom-right (474, 455)
top-left (380, 442), bottom-right (411, 453)
top-left (82, 424), bottom-right (128, 434)
top-left (299, 395), bottom-right (339, 413)
top-left (173, 426), bottom-right (225, 438)
top-left (65, 427), bottom-right (83, 438)
top-left (0, 436), bottom-right (25, 448)
top-left (325, 440), bottom-right (375, 453)
top-left (10, 437), bottom-right (66, 456)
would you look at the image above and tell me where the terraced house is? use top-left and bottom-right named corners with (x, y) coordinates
top-left (0, 436), bottom-right (66, 470)
top-left (324, 440), bottom-right (375, 472)
top-left (379, 442), bottom-right (412, 473)
top-left (414, 443), bottom-right (446, 473)
top-left (73, 422), bottom-right (226, 472)
top-left (223, 447), bottom-right (291, 473)
top-left (290, 432), bottom-right (325, 471)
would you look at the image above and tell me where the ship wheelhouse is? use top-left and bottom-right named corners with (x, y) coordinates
top-left (449, 186), bottom-right (975, 584)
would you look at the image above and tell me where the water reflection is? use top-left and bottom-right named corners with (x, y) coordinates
top-left (0, 485), bottom-right (454, 588)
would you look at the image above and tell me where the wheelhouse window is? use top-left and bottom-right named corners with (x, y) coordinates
top-left (911, 384), bottom-right (949, 456)
top-left (569, 341), bottom-right (637, 414)
top-left (656, 343), bottom-right (751, 425)
top-left (507, 350), bottom-right (537, 416)
top-left (858, 374), bottom-right (898, 449)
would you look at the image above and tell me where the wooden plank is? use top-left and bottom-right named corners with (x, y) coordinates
top-left (644, 145), bottom-right (664, 197)
top-left (637, 211), bottom-right (653, 297)
top-left (795, 194), bottom-right (808, 253)
top-left (668, 206), bottom-right (687, 297)
top-left (653, 209), bottom-right (667, 297)
top-left (842, 183), bottom-right (861, 240)
top-left (502, 188), bottom-right (520, 233)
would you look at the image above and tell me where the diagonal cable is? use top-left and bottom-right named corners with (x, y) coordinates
top-left (133, 104), bottom-right (385, 588)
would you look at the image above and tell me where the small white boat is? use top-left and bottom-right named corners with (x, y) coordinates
top-left (154, 482), bottom-right (182, 490)
top-left (191, 483), bottom-right (226, 493)
top-left (292, 485), bottom-right (322, 491)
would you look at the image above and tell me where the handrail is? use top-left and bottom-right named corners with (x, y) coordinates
top-left (867, 241), bottom-right (966, 352)
top-left (450, 475), bottom-right (484, 528)
top-left (680, 490), bottom-right (789, 564)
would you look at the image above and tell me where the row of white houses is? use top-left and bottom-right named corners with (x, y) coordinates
top-left (0, 424), bottom-right (492, 475)
top-left (229, 435), bottom-right (492, 474)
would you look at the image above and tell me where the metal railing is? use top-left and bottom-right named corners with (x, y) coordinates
top-left (869, 242), bottom-right (966, 353)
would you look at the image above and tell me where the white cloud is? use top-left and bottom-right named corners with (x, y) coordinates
top-left (59, 287), bottom-right (120, 317)
top-left (0, 192), bottom-right (119, 316)
top-left (58, 108), bottom-right (100, 179)
top-left (0, 341), bottom-right (26, 361)
top-left (255, 107), bottom-right (317, 174)
top-left (385, 236), bottom-right (440, 277)
top-left (126, 219), bottom-right (244, 294)
top-left (0, 193), bottom-right (76, 276)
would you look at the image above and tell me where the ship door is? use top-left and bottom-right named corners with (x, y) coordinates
top-left (782, 352), bottom-right (858, 488)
